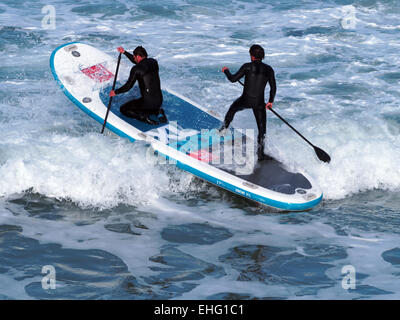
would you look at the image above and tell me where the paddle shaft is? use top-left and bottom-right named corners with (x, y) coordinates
top-left (237, 80), bottom-right (315, 148)
top-left (101, 52), bottom-right (122, 134)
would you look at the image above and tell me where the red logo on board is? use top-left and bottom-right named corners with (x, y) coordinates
top-left (81, 63), bottom-right (114, 82)
top-left (189, 150), bottom-right (217, 163)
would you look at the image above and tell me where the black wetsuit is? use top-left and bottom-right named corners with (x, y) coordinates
top-left (115, 52), bottom-right (163, 122)
top-left (223, 60), bottom-right (276, 158)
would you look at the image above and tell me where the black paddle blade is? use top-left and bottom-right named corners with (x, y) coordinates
top-left (314, 146), bottom-right (331, 163)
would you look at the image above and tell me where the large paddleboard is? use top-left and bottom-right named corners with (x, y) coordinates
top-left (50, 42), bottom-right (323, 211)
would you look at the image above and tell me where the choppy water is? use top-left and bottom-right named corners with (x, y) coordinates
top-left (1, 0), bottom-right (400, 299)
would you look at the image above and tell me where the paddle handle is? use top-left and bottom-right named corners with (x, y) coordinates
top-left (101, 52), bottom-right (122, 134)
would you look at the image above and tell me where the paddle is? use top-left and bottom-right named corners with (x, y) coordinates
top-left (237, 80), bottom-right (331, 163)
top-left (101, 52), bottom-right (122, 134)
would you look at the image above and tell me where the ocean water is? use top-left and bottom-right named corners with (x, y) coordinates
top-left (0, 0), bottom-right (400, 300)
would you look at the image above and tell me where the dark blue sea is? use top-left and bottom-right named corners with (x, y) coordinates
top-left (1, 0), bottom-right (400, 299)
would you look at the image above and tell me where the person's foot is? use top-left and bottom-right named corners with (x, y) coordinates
top-left (158, 114), bottom-right (167, 124)
top-left (257, 152), bottom-right (274, 161)
top-left (143, 116), bottom-right (158, 125)
top-left (158, 109), bottom-right (168, 123)
top-left (134, 113), bottom-right (157, 125)
top-left (217, 125), bottom-right (228, 136)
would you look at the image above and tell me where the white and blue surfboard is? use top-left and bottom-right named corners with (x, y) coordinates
top-left (50, 42), bottom-right (323, 211)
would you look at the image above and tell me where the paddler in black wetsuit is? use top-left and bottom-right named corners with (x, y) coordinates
top-left (109, 46), bottom-right (166, 124)
top-left (220, 44), bottom-right (277, 161)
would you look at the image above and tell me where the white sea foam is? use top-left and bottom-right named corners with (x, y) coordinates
top-left (0, 133), bottom-right (171, 209)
